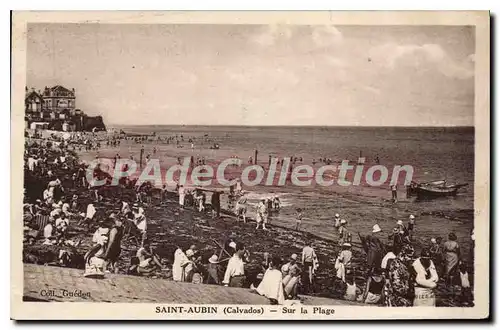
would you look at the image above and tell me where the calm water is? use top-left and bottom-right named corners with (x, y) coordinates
top-left (106, 125), bottom-right (475, 251)
top-left (115, 125), bottom-right (474, 191)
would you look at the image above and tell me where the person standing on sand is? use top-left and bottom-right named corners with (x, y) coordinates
top-left (407, 214), bottom-right (416, 240)
top-left (390, 185), bottom-right (398, 203)
top-left (443, 232), bottom-right (460, 287)
top-left (256, 199), bottom-right (268, 230)
top-left (172, 246), bottom-right (190, 281)
top-left (295, 208), bottom-right (303, 231)
top-left (301, 241), bottom-right (319, 294)
top-left (178, 185), bottom-right (186, 209)
top-left (223, 242), bottom-right (246, 287)
top-left (359, 224), bottom-right (386, 274)
top-left (206, 255), bottom-right (221, 285)
top-left (412, 248), bottom-right (439, 306)
top-left (235, 178), bottom-right (242, 194)
top-left (211, 191), bottom-right (221, 218)
top-left (235, 195), bottom-right (248, 223)
top-left (334, 213), bottom-right (341, 228)
top-left (383, 245), bottom-right (413, 307)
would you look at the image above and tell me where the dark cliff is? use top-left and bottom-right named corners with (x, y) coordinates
top-left (72, 115), bottom-right (107, 132)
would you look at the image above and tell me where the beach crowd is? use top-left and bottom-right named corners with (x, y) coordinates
top-left (22, 130), bottom-right (474, 307)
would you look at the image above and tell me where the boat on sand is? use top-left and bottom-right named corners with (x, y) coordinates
top-left (408, 180), bottom-right (468, 199)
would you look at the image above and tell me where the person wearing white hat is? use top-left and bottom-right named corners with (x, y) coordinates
top-left (223, 242), bottom-right (246, 287)
top-left (334, 213), bottom-right (341, 228)
top-left (206, 255), bottom-right (221, 285)
top-left (359, 224), bottom-right (385, 274)
top-left (228, 241), bottom-right (237, 252)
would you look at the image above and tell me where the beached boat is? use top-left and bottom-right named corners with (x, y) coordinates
top-left (408, 180), bottom-right (468, 199)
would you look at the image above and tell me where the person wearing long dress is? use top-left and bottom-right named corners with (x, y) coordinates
top-left (255, 256), bottom-right (285, 305)
top-left (178, 185), bottom-right (186, 209)
top-left (443, 232), bottom-right (460, 286)
top-left (359, 224), bottom-right (386, 274)
top-left (172, 247), bottom-right (190, 281)
top-left (383, 244), bottom-right (414, 307)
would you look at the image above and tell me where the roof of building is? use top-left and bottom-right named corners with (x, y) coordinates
top-left (25, 90), bottom-right (43, 101)
top-left (43, 85), bottom-right (75, 97)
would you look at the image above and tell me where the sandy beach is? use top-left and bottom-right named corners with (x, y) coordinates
top-left (76, 125), bottom-right (474, 262)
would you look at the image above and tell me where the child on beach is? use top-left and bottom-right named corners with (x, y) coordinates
top-left (343, 275), bottom-right (360, 301)
top-left (295, 208), bottom-right (303, 231)
top-left (459, 261), bottom-right (473, 305)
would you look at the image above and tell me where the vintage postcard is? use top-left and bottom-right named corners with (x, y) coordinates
top-left (11, 11), bottom-right (490, 320)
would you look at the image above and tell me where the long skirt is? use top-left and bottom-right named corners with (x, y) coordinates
top-left (283, 275), bottom-right (299, 296)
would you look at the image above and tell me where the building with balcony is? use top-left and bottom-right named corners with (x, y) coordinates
top-left (25, 84), bottom-right (106, 132)
top-left (41, 85), bottom-right (76, 115)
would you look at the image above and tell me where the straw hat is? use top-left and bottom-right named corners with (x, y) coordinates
top-left (209, 255), bottom-right (219, 264)
top-left (335, 213), bottom-right (340, 218)
top-left (430, 238), bottom-right (437, 244)
top-left (409, 214), bottom-right (415, 219)
top-left (340, 219), bottom-right (347, 224)
top-left (372, 224), bottom-right (382, 233)
top-left (342, 242), bottom-right (352, 247)
top-left (229, 242), bottom-right (237, 249)
top-left (396, 220), bottom-right (403, 225)
top-left (186, 249), bottom-right (194, 257)
top-left (290, 253), bottom-right (298, 260)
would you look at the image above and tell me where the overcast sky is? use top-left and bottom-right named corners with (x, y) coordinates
top-left (26, 24), bottom-right (475, 126)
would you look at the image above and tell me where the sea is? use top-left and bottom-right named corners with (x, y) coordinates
top-left (101, 125), bottom-right (475, 254)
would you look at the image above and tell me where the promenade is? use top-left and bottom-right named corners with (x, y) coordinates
top-left (23, 264), bottom-right (360, 305)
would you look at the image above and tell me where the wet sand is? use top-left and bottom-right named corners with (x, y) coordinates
top-left (79, 136), bottom-right (474, 261)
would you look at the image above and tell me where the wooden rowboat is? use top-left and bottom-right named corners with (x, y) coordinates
top-left (408, 180), bottom-right (468, 199)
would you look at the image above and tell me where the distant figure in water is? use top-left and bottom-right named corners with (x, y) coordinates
top-left (375, 156), bottom-right (380, 164)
